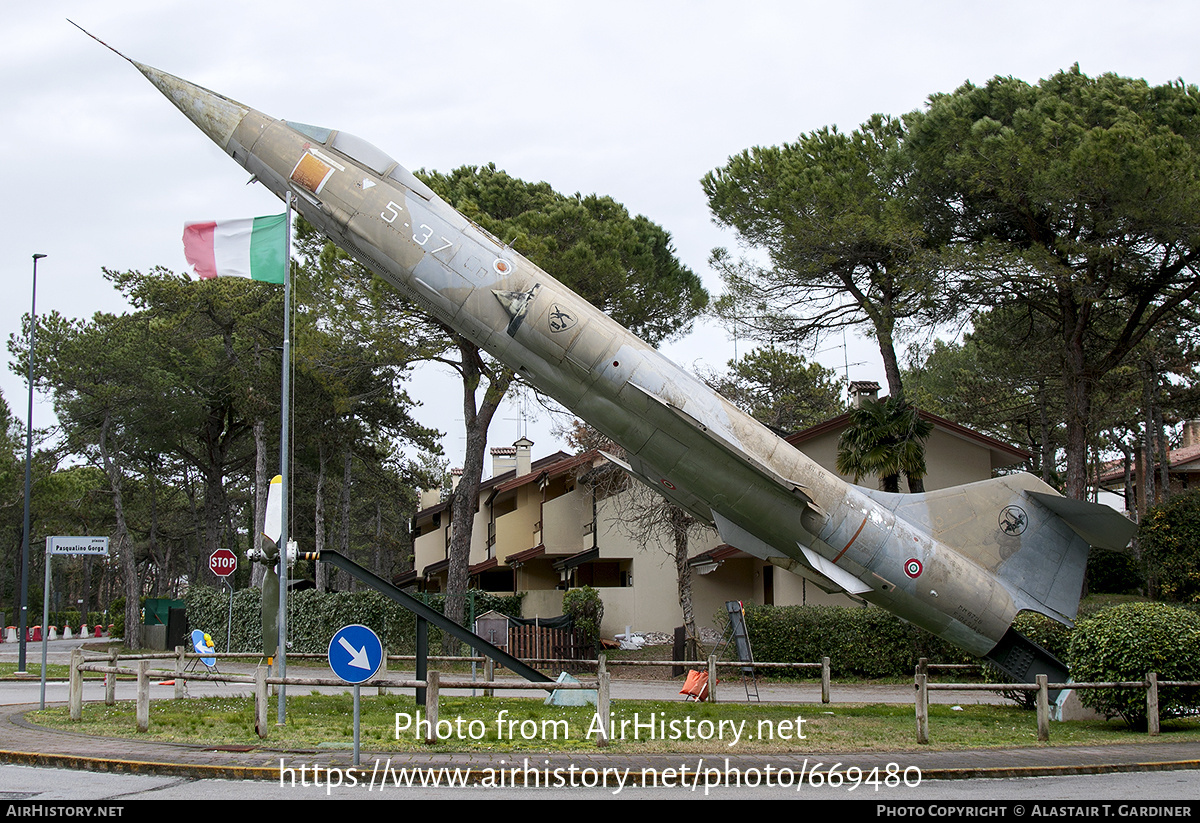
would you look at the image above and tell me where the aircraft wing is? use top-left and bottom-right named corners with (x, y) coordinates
top-left (624, 380), bottom-right (827, 523)
top-left (600, 381), bottom-right (869, 594)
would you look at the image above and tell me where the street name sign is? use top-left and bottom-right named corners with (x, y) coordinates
top-left (46, 536), bottom-right (108, 555)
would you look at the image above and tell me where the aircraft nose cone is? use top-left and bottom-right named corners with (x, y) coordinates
top-left (131, 60), bottom-right (251, 153)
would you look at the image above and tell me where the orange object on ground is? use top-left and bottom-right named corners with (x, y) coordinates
top-left (680, 670), bottom-right (710, 701)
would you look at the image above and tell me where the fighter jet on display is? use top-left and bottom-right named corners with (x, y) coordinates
top-left (90, 32), bottom-right (1137, 684)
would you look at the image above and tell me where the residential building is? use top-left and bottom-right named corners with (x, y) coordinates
top-left (408, 404), bottom-right (1030, 638)
top-left (1096, 419), bottom-right (1200, 515)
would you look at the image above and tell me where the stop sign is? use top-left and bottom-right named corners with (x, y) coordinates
top-left (209, 548), bottom-right (237, 577)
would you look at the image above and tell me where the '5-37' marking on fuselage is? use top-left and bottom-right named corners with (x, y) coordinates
top-left (382, 200), bottom-right (453, 254)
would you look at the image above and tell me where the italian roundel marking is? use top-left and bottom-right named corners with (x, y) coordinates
top-left (904, 558), bottom-right (923, 579)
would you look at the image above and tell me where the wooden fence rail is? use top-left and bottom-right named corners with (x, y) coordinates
top-left (143, 647), bottom-right (835, 704)
top-left (67, 648), bottom-right (613, 745)
top-left (86, 647), bottom-right (1198, 749)
top-left (914, 663), bottom-right (1200, 744)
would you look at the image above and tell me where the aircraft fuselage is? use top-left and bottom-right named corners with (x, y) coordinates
top-left (108, 55), bottom-right (1133, 672)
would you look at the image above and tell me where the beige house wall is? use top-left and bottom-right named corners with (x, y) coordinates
top-left (543, 492), bottom-right (589, 555)
top-left (413, 521), bottom-right (447, 575)
top-left (523, 589), bottom-right (566, 621)
top-left (412, 423), bottom-right (1021, 638)
top-left (793, 428), bottom-right (994, 492)
top-left (494, 486), bottom-right (540, 563)
top-left (516, 563), bottom-right (560, 592)
top-left (468, 506), bottom-right (490, 566)
top-left (923, 430), bottom-right (995, 489)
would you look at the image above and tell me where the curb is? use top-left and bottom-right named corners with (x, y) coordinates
top-left (4, 745), bottom-right (1200, 784)
top-left (0, 749), bottom-right (280, 781)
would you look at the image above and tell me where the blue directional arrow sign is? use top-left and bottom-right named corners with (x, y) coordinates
top-left (328, 624), bottom-right (383, 684)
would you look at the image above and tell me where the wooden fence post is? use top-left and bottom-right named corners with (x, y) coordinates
top-left (105, 647), bottom-right (118, 706)
top-left (377, 649), bottom-right (388, 697)
top-left (821, 656), bottom-right (831, 703)
top-left (1036, 675), bottom-right (1049, 742)
top-left (69, 648), bottom-right (83, 721)
top-left (707, 654), bottom-right (718, 703)
top-left (596, 669), bottom-right (611, 748)
top-left (424, 671), bottom-right (440, 743)
top-left (174, 646), bottom-right (186, 699)
top-left (1147, 672), bottom-right (1160, 736)
top-left (254, 666), bottom-right (269, 738)
top-left (914, 672), bottom-right (928, 744)
top-left (484, 656), bottom-right (494, 698)
top-left (136, 660), bottom-right (150, 733)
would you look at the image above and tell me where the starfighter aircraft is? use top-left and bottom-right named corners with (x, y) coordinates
top-left (88, 30), bottom-right (1137, 684)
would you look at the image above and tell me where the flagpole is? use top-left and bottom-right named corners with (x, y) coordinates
top-left (277, 192), bottom-right (292, 725)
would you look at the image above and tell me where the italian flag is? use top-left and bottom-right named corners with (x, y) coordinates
top-left (182, 214), bottom-right (287, 284)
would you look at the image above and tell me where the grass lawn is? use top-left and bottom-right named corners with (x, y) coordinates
top-left (24, 692), bottom-right (1200, 754)
top-left (0, 663), bottom-right (74, 680)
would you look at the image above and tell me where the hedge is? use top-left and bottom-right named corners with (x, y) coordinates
top-left (1139, 490), bottom-right (1200, 603)
top-left (185, 585), bottom-right (524, 656)
top-left (731, 604), bottom-right (973, 679)
top-left (1067, 601), bottom-right (1200, 728)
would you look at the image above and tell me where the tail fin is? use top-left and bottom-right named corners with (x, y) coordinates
top-left (871, 473), bottom-right (1136, 625)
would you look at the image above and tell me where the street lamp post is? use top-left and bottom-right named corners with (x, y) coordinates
top-left (18, 253), bottom-right (46, 674)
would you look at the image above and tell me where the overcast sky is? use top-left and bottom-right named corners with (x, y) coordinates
top-left (4, 1), bottom-right (1198, 474)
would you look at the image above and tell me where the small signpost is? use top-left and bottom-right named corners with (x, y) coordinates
top-left (209, 548), bottom-right (238, 652)
top-left (208, 548), bottom-right (237, 577)
top-left (329, 624), bottom-right (383, 765)
top-left (47, 536), bottom-right (108, 555)
top-left (41, 537), bottom-right (110, 709)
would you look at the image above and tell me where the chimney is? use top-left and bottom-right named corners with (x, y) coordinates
top-left (490, 446), bottom-right (516, 477)
top-left (514, 436), bottom-right (533, 477)
top-left (1182, 420), bottom-right (1200, 449)
top-left (450, 467), bottom-right (463, 491)
top-left (417, 488), bottom-right (442, 510)
top-left (849, 380), bottom-right (881, 409)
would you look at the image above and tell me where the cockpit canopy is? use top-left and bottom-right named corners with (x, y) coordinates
top-left (284, 121), bottom-right (435, 200)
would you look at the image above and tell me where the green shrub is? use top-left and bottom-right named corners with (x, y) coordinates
top-left (733, 604), bottom-right (973, 679)
top-left (58, 611), bottom-right (82, 629)
top-left (562, 586), bottom-right (603, 651)
top-left (1067, 602), bottom-right (1200, 728)
top-left (1086, 548), bottom-right (1144, 595)
top-left (1009, 611), bottom-right (1073, 663)
top-left (1139, 491), bottom-right (1200, 603)
top-left (111, 597), bottom-right (126, 640)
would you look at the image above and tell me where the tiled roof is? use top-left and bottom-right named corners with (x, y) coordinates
top-left (415, 450), bottom-right (577, 518)
top-left (1098, 443), bottom-right (1200, 485)
top-left (492, 450), bottom-right (598, 494)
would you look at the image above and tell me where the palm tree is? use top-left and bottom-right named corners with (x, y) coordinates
top-left (836, 396), bottom-right (934, 493)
